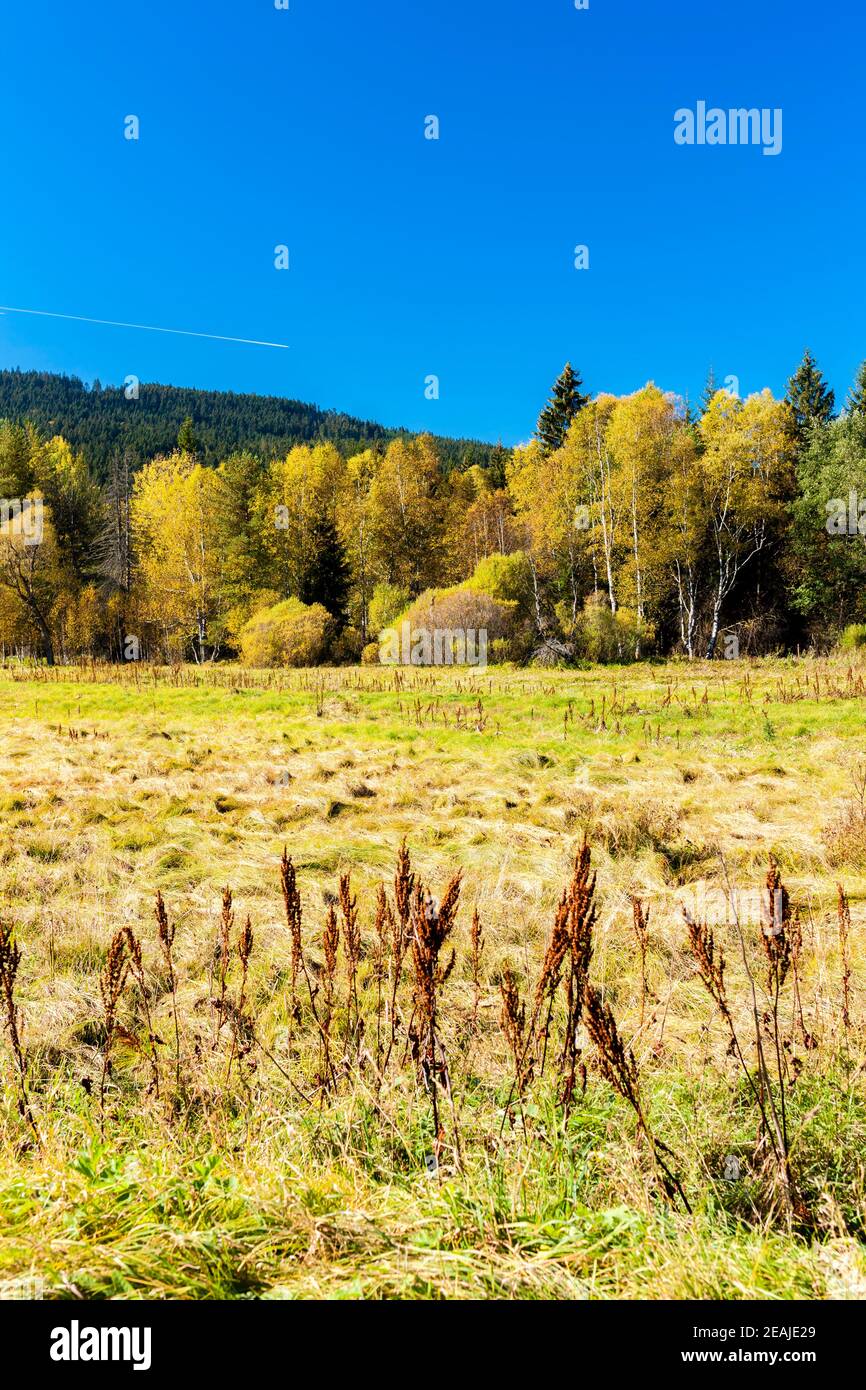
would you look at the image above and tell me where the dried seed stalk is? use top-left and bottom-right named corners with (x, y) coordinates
top-left (99, 928), bottom-right (131, 1133)
top-left (499, 842), bottom-right (597, 1131)
top-left (470, 909), bottom-right (484, 1031)
top-left (584, 983), bottom-right (690, 1213)
top-left (559, 840), bottom-right (596, 1113)
top-left (837, 884), bottom-right (852, 1031)
top-left (226, 916), bottom-right (254, 1084)
top-left (410, 875), bottom-right (461, 1157)
top-left (382, 841), bottom-right (414, 1070)
top-left (123, 926), bottom-right (160, 1098)
top-left (632, 895), bottom-right (652, 1028)
top-left (280, 849), bottom-right (303, 1020)
top-left (321, 902), bottom-right (339, 1082)
top-left (372, 883), bottom-right (394, 1067)
top-left (761, 857), bottom-right (792, 992)
top-left (212, 886), bottom-right (234, 1046)
top-left (714, 854), bottom-right (801, 1215)
top-left (339, 873), bottom-right (361, 1047)
top-left (280, 849), bottom-right (327, 1049)
top-left (499, 966), bottom-right (533, 1103)
top-left (0, 919), bottom-right (40, 1144)
top-left (761, 858), bottom-right (795, 1162)
top-left (155, 890), bottom-right (180, 1090)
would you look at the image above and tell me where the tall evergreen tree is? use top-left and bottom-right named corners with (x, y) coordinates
top-left (846, 360), bottom-right (866, 416)
top-left (177, 416), bottom-right (199, 457)
top-left (488, 440), bottom-right (510, 489)
top-left (302, 513), bottom-right (350, 620)
top-left (700, 365), bottom-right (718, 415)
top-left (535, 363), bottom-right (589, 453)
top-left (785, 349), bottom-right (835, 438)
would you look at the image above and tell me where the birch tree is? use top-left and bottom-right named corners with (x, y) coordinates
top-left (699, 390), bottom-right (793, 658)
top-left (131, 453), bottom-right (230, 662)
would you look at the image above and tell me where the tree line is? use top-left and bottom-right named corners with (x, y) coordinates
top-left (0, 369), bottom-right (500, 477)
top-left (1, 350), bottom-right (865, 667)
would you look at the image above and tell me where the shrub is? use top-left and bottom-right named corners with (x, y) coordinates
top-left (361, 640), bottom-right (381, 665)
top-left (222, 590), bottom-right (282, 652)
top-left (239, 597), bottom-right (334, 668)
top-left (489, 638), bottom-right (514, 665)
top-left (464, 551), bottom-right (533, 609)
top-left (384, 587), bottom-right (516, 665)
top-left (839, 624), bottom-right (866, 651)
top-left (330, 625), bottom-right (363, 664)
top-left (61, 583), bottom-right (105, 660)
top-left (572, 593), bottom-right (654, 663)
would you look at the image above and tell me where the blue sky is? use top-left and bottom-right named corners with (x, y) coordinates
top-left (1, 0), bottom-right (863, 445)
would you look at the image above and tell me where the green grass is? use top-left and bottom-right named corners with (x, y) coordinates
top-left (1, 655), bottom-right (866, 1299)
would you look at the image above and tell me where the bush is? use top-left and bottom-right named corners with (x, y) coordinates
top-left (330, 625), bottom-right (363, 664)
top-left (384, 587), bottom-right (516, 665)
top-left (464, 551), bottom-right (533, 609)
top-left (222, 590), bottom-right (282, 652)
top-left (361, 641), bottom-right (381, 665)
top-left (572, 593), bottom-right (654, 663)
top-left (489, 638), bottom-right (514, 665)
top-left (839, 624), bottom-right (866, 651)
top-left (239, 597), bottom-right (334, 668)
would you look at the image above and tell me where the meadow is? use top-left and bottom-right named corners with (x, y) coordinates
top-left (1, 655), bottom-right (865, 1300)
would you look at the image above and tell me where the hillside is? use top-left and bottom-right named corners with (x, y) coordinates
top-left (0, 368), bottom-right (498, 476)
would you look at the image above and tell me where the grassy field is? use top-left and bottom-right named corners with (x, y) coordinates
top-left (1, 656), bottom-right (866, 1300)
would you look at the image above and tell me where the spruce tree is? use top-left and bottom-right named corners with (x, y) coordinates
top-left (785, 349), bottom-right (835, 437)
top-left (535, 363), bottom-right (589, 453)
top-left (302, 513), bottom-right (350, 620)
top-left (846, 360), bottom-right (866, 416)
top-left (700, 365), bottom-right (718, 415)
top-left (177, 416), bottom-right (199, 456)
top-left (488, 441), bottom-right (510, 489)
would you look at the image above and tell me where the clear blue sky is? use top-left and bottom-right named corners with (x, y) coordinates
top-left (1, 0), bottom-right (863, 446)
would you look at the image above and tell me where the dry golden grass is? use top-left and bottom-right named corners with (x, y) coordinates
top-left (1, 655), bottom-right (866, 1299)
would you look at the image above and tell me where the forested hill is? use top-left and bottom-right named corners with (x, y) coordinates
top-left (0, 369), bottom-right (497, 476)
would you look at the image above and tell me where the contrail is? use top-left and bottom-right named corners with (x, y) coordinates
top-left (0, 304), bottom-right (289, 349)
